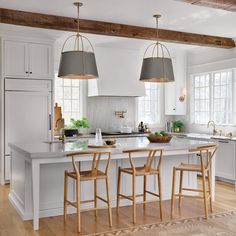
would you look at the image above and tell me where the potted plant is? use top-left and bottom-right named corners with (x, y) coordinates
top-left (68, 117), bottom-right (90, 135)
top-left (172, 120), bottom-right (184, 133)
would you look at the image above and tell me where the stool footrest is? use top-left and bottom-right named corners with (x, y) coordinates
top-left (96, 195), bottom-right (108, 203)
top-left (118, 193), bottom-right (134, 201)
top-left (182, 187), bottom-right (210, 193)
top-left (174, 193), bottom-right (210, 199)
top-left (145, 190), bottom-right (160, 198)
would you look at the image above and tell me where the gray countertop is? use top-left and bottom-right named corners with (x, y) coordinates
top-left (170, 132), bottom-right (236, 141)
top-left (9, 136), bottom-right (215, 159)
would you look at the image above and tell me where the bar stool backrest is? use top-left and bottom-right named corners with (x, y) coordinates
top-left (123, 148), bottom-right (163, 172)
top-left (66, 151), bottom-right (111, 177)
top-left (189, 144), bottom-right (218, 170)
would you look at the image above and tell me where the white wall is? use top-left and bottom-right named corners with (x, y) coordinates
top-left (176, 46), bottom-right (236, 135)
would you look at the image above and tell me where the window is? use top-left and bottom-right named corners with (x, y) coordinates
top-left (55, 77), bottom-right (82, 125)
top-left (191, 69), bottom-right (234, 125)
top-left (192, 74), bottom-right (210, 124)
top-left (138, 83), bottom-right (160, 124)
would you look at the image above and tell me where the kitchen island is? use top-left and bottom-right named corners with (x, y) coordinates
top-left (9, 136), bottom-right (216, 230)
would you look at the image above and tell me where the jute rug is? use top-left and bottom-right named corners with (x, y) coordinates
top-left (91, 211), bottom-right (236, 236)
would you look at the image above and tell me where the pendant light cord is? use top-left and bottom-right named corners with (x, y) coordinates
top-left (77, 3), bottom-right (80, 37)
top-left (156, 16), bottom-right (159, 44)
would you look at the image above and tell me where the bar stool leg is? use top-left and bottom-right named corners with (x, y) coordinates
top-left (207, 169), bottom-right (213, 212)
top-left (76, 178), bottom-right (81, 233)
top-left (170, 167), bottom-right (176, 218)
top-left (202, 170), bottom-right (208, 219)
top-left (143, 175), bottom-right (147, 210)
top-left (116, 167), bottom-right (121, 211)
top-left (132, 174), bottom-right (136, 224)
top-left (179, 170), bottom-right (183, 208)
top-left (94, 179), bottom-right (98, 217)
top-left (157, 173), bottom-right (163, 220)
top-left (106, 176), bottom-right (113, 227)
top-left (64, 171), bottom-right (68, 223)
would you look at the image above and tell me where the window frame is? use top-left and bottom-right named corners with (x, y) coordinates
top-left (190, 69), bottom-right (235, 126)
top-left (137, 82), bottom-right (161, 126)
top-left (54, 75), bottom-right (86, 125)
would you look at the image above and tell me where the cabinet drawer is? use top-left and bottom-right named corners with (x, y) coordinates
top-left (5, 78), bottom-right (52, 92)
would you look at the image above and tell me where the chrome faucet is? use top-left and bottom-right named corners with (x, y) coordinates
top-left (207, 120), bottom-right (217, 136)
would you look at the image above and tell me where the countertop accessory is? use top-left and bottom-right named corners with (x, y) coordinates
top-left (148, 135), bottom-right (172, 143)
top-left (88, 144), bottom-right (117, 148)
top-left (104, 139), bottom-right (116, 146)
top-left (58, 2), bottom-right (98, 79)
top-left (64, 129), bottom-right (78, 137)
top-left (120, 125), bottom-right (132, 133)
top-left (95, 128), bottom-right (103, 145)
top-left (140, 15), bottom-right (174, 83)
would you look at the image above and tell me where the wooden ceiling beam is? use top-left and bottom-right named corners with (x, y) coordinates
top-left (0, 8), bottom-right (235, 48)
top-left (176, 0), bottom-right (236, 12)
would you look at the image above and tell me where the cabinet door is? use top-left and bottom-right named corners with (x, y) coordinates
top-left (4, 40), bottom-right (29, 77)
top-left (215, 140), bottom-right (235, 180)
top-left (165, 82), bottom-right (176, 115)
top-left (29, 43), bottom-right (52, 79)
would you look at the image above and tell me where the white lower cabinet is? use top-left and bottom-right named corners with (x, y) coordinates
top-left (214, 140), bottom-right (235, 182)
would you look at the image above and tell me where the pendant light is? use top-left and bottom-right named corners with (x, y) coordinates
top-left (58, 2), bottom-right (98, 79)
top-left (140, 15), bottom-right (174, 83)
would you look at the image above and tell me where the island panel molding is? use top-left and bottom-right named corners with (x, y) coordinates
top-left (0, 8), bottom-right (235, 48)
top-left (176, 0), bottom-right (236, 12)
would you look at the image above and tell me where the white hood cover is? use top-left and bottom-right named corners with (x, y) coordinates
top-left (88, 46), bottom-right (146, 97)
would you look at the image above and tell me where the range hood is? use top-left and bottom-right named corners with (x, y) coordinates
top-left (88, 46), bottom-right (146, 97)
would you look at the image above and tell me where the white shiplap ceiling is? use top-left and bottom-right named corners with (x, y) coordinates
top-left (0, 0), bottom-right (236, 38)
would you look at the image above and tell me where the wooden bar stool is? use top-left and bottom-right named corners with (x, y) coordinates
top-left (170, 144), bottom-right (218, 219)
top-left (64, 151), bottom-right (112, 233)
top-left (117, 148), bottom-right (163, 224)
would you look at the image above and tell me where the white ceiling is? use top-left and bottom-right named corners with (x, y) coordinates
top-left (1, 0), bottom-right (236, 38)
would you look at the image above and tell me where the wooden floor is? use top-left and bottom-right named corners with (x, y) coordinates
top-left (1, 180), bottom-right (236, 236)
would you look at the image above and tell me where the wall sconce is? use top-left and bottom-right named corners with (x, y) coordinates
top-left (179, 88), bottom-right (186, 102)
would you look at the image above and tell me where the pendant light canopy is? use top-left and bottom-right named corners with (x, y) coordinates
top-left (140, 15), bottom-right (174, 83)
top-left (58, 2), bottom-right (98, 79)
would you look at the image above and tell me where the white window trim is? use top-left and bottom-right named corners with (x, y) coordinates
top-left (136, 83), bottom-right (162, 127)
top-left (190, 68), bottom-right (236, 126)
top-left (54, 75), bottom-right (87, 125)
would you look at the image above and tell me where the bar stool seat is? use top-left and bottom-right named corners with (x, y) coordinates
top-left (176, 163), bottom-right (202, 172)
top-left (120, 166), bottom-right (159, 176)
top-left (117, 148), bottom-right (164, 224)
top-left (67, 170), bottom-right (107, 180)
top-left (64, 151), bottom-right (112, 233)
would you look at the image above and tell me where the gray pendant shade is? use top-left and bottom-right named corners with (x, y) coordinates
top-left (140, 57), bottom-right (174, 83)
top-left (58, 51), bottom-right (98, 79)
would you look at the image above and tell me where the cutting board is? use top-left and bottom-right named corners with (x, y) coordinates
top-left (54, 103), bottom-right (62, 136)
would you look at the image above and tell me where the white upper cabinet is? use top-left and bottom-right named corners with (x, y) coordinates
top-left (3, 40), bottom-right (53, 79)
top-left (88, 46), bottom-right (145, 97)
top-left (165, 50), bottom-right (187, 115)
top-left (4, 41), bottom-right (28, 77)
top-left (29, 43), bottom-right (52, 78)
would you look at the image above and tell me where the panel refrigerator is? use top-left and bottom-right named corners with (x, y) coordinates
top-left (4, 78), bottom-right (52, 181)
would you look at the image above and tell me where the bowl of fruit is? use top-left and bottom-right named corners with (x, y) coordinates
top-left (147, 131), bottom-right (172, 143)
